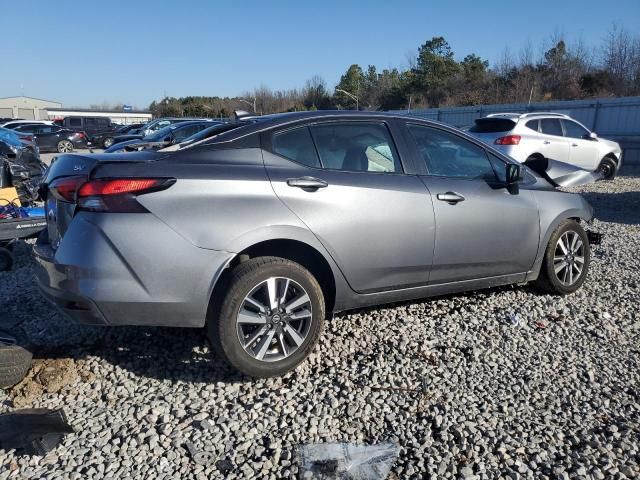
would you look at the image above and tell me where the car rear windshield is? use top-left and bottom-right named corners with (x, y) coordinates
top-left (469, 118), bottom-right (517, 133)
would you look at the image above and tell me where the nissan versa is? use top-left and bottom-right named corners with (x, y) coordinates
top-left (34, 111), bottom-right (598, 377)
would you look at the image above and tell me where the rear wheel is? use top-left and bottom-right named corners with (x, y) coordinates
top-left (0, 345), bottom-right (32, 389)
top-left (535, 220), bottom-right (590, 294)
top-left (57, 140), bottom-right (74, 153)
top-left (597, 156), bottom-right (617, 180)
top-left (103, 137), bottom-right (114, 148)
top-left (207, 256), bottom-right (325, 377)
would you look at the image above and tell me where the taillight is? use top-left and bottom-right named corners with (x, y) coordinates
top-left (75, 131), bottom-right (86, 139)
top-left (77, 178), bottom-right (174, 212)
top-left (21, 135), bottom-right (33, 142)
top-left (49, 176), bottom-right (85, 202)
top-left (494, 135), bottom-right (521, 145)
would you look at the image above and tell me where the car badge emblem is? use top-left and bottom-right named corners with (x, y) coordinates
top-left (73, 164), bottom-right (84, 171)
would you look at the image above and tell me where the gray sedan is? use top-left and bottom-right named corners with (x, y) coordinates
top-left (34, 111), bottom-right (597, 377)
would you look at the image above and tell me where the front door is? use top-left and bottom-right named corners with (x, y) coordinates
top-left (264, 120), bottom-right (436, 293)
top-left (403, 122), bottom-right (540, 284)
top-left (562, 119), bottom-right (600, 171)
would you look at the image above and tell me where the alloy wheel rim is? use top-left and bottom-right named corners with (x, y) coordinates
top-left (553, 231), bottom-right (585, 286)
top-left (60, 141), bottom-right (72, 152)
top-left (236, 276), bottom-right (312, 363)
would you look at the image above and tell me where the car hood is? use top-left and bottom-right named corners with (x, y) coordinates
top-left (596, 136), bottom-right (621, 151)
top-left (526, 157), bottom-right (604, 188)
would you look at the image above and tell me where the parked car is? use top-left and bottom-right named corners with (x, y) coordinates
top-left (105, 121), bottom-right (221, 153)
top-left (1, 120), bottom-right (54, 130)
top-left (13, 124), bottom-right (88, 153)
top-left (0, 128), bottom-right (46, 204)
top-left (34, 111), bottom-right (598, 378)
top-left (54, 116), bottom-right (118, 149)
top-left (115, 123), bottom-right (146, 135)
top-left (467, 112), bottom-right (622, 180)
top-left (114, 118), bottom-right (213, 144)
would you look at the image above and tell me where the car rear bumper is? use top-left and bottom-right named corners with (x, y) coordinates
top-left (33, 213), bottom-right (234, 327)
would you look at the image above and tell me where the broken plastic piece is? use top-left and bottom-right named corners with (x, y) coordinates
top-left (299, 442), bottom-right (399, 479)
top-left (0, 408), bottom-right (73, 456)
top-left (507, 313), bottom-right (523, 327)
top-left (185, 440), bottom-right (216, 466)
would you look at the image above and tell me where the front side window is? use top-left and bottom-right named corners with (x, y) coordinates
top-left (309, 122), bottom-right (401, 173)
top-left (173, 125), bottom-right (203, 142)
top-left (562, 120), bottom-right (589, 139)
top-left (36, 126), bottom-right (54, 134)
top-left (540, 118), bottom-right (563, 136)
top-left (272, 127), bottom-right (321, 168)
top-left (407, 124), bottom-right (496, 179)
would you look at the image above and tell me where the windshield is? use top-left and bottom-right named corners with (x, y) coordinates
top-left (0, 127), bottom-right (22, 147)
top-left (144, 125), bottom-right (174, 142)
top-left (179, 123), bottom-right (241, 146)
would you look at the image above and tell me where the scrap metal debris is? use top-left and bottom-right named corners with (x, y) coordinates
top-left (299, 442), bottom-right (399, 479)
top-left (0, 408), bottom-right (74, 456)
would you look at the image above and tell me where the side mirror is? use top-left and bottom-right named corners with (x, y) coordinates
top-left (589, 131), bottom-right (598, 140)
top-left (506, 164), bottom-right (523, 184)
top-left (9, 164), bottom-right (30, 180)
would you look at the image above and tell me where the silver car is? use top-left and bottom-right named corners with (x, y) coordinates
top-left (34, 111), bottom-right (597, 377)
top-left (468, 112), bottom-right (622, 180)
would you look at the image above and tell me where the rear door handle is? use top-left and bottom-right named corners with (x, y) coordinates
top-left (437, 192), bottom-right (465, 204)
top-left (571, 143), bottom-right (578, 147)
top-left (286, 176), bottom-right (328, 190)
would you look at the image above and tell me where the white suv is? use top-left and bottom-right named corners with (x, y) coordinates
top-left (468, 112), bottom-right (622, 179)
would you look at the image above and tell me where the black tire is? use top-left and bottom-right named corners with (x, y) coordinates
top-left (597, 156), bottom-right (617, 181)
top-left (57, 140), bottom-right (74, 153)
top-left (207, 256), bottom-right (325, 378)
top-left (0, 345), bottom-right (32, 389)
top-left (0, 248), bottom-right (13, 272)
top-left (535, 220), bottom-right (590, 295)
top-left (103, 137), bottom-right (114, 148)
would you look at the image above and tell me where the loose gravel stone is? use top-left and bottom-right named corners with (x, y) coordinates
top-left (0, 167), bottom-right (639, 478)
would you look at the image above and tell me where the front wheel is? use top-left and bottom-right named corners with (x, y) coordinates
top-left (597, 156), bottom-right (617, 181)
top-left (57, 140), bottom-right (74, 153)
top-left (207, 256), bottom-right (325, 377)
top-left (535, 220), bottom-right (590, 294)
top-left (103, 137), bottom-right (114, 148)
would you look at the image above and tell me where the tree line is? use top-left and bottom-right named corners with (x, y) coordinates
top-left (149, 24), bottom-right (640, 118)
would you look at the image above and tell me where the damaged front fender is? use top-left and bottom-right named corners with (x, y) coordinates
top-left (525, 157), bottom-right (604, 188)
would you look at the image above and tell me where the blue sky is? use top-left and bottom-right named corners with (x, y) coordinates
top-left (2, 0), bottom-right (638, 108)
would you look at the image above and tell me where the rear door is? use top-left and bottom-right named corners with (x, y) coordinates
top-left (562, 119), bottom-right (599, 170)
top-left (403, 122), bottom-right (540, 283)
top-left (264, 119), bottom-right (436, 293)
top-left (539, 118), bottom-right (570, 163)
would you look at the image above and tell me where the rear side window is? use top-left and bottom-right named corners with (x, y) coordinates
top-left (309, 122), bottom-right (401, 173)
top-left (272, 127), bottom-right (321, 168)
top-left (470, 118), bottom-right (516, 133)
top-left (68, 118), bottom-right (82, 127)
top-left (525, 120), bottom-right (539, 132)
top-left (407, 124), bottom-right (496, 180)
top-left (36, 126), bottom-right (54, 134)
top-left (540, 118), bottom-right (563, 136)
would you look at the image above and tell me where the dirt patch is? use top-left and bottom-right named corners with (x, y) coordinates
top-left (10, 358), bottom-right (79, 408)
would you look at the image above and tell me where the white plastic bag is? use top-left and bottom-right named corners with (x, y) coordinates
top-left (299, 442), bottom-right (399, 479)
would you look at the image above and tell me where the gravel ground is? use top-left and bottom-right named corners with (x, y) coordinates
top-left (1, 167), bottom-right (639, 479)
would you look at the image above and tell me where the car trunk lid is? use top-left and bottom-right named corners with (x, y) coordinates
top-left (42, 151), bottom-right (167, 249)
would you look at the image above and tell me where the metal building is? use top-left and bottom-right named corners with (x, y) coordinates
top-left (0, 96), bottom-right (62, 120)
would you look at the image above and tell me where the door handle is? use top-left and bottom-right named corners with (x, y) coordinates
top-left (571, 143), bottom-right (578, 147)
top-left (286, 176), bottom-right (328, 190)
top-left (543, 140), bottom-right (551, 144)
top-left (437, 192), bottom-right (465, 204)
